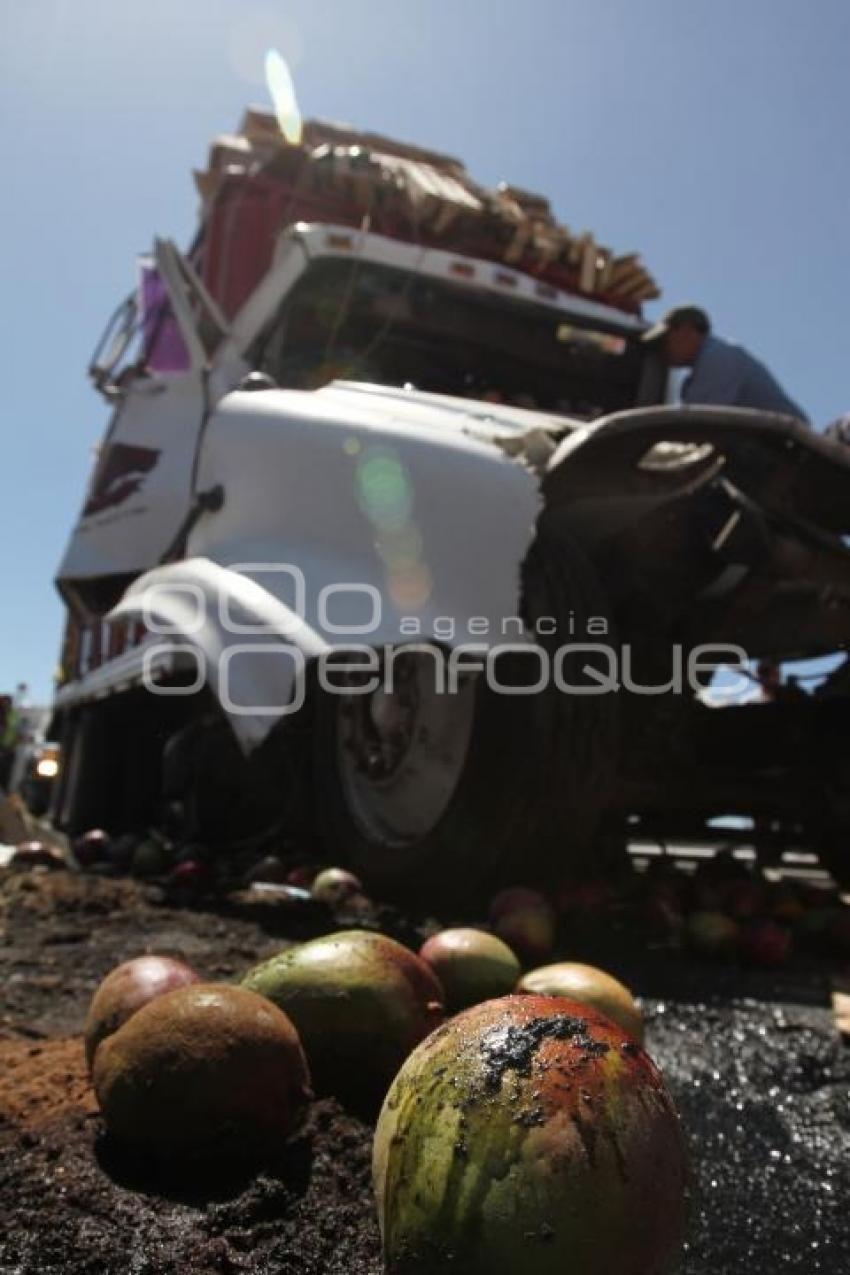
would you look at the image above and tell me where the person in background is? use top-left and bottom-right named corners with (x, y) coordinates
top-left (643, 305), bottom-right (809, 423)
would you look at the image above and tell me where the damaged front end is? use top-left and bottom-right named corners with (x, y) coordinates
top-left (538, 405), bottom-right (850, 881)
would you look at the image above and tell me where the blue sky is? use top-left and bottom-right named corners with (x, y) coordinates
top-left (1, 0), bottom-right (848, 701)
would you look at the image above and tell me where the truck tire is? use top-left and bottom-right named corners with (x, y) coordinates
top-left (160, 709), bottom-right (296, 849)
top-left (311, 529), bottom-right (620, 906)
top-left (516, 524), bottom-right (622, 877)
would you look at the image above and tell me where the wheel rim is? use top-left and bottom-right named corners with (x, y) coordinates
top-left (334, 649), bottom-right (477, 847)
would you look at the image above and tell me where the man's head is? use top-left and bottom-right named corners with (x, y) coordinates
top-left (642, 304), bottom-right (710, 367)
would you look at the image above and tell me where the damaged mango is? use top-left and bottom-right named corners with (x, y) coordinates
top-left (373, 994), bottom-right (687, 1275)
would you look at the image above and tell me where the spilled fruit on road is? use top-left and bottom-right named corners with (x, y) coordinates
top-left (418, 927), bottom-right (520, 1010)
top-left (93, 983), bottom-right (311, 1157)
top-left (489, 887), bottom-right (556, 964)
top-left (517, 960), bottom-right (644, 1042)
top-left (489, 886), bottom-right (549, 922)
top-left (686, 910), bottom-right (739, 959)
top-left (242, 930), bottom-right (444, 1110)
top-left (310, 866), bottom-right (363, 908)
top-left (131, 837), bottom-right (168, 878)
top-left (73, 828), bottom-right (112, 867)
top-left (374, 994), bottom-right (687, 1275)
top-left (167, 857), bottom-right (212, 895)
top-left (84, 954), bottom-right (200, 1069)
top-left (738, 919), bottom-right (792, 967)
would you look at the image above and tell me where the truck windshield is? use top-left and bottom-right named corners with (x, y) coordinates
top-left (253, 257), bottom-right (649, 419)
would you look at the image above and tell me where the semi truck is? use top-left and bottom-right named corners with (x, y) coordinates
top-left (50, 110), bottom-right (850, 899)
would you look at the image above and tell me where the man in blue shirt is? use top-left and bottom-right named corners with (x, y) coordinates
top-left (642, 304), bottom-right (808, 423)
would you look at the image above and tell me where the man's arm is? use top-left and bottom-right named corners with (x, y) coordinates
top-left (682, 342), bottom-right (746, 406)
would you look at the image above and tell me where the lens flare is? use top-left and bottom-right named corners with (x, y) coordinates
top-left (388, 563), bottom-right (433, 611)
top-left (265, 48), bottom-right (303, 145)
top-left (356, 453), bottom-right (413, 531)
top-left (353, 449), bottom-right (432, 613)
top-left (375, 524), bottom-right (424, 571)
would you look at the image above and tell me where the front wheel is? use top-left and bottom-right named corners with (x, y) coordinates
top-left (313, 649), bottom-right (537, 905)
top-left (312, 536), bottom-right (620, 907)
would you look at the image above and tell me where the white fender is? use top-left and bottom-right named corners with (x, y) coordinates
top-left (110, 557), bottom-right (331, 751)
